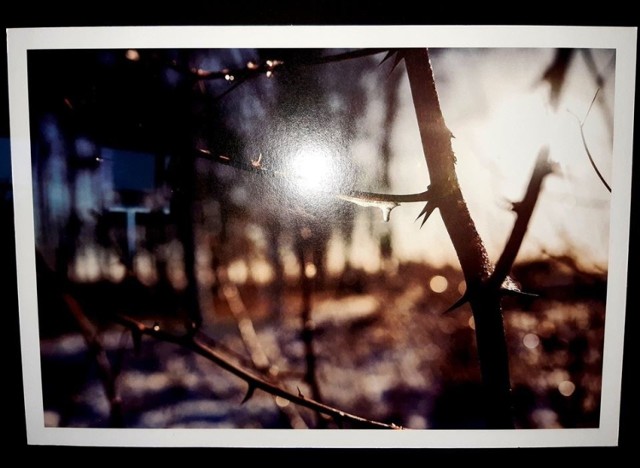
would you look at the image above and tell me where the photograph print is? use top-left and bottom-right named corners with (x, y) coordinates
top-left (8, 26), bottom-right (636, 447)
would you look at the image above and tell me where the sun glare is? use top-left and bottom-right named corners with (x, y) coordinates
top-left (289, 144), bottom-right (335, 193)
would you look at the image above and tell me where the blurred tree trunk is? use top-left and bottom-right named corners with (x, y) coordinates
top-left (378, 68), bottom-right (403, 266)
top-left (295, 225), bottom-right (323, 406)
top-left (169, 59), bottom-right (202, 331)
top-left (266, 219), bottom-right (285, 318)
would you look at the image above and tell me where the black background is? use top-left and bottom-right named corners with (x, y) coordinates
top-left (2, 2), bottom-right (637, 463)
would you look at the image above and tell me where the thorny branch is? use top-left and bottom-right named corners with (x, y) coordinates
top-left (489, 147), bottom-right (556, 290)
top-left (108, 47), bottom-right (559, 429)
top-left (196, 148), bottom-right (431, 221)
top-left (403, 48), bottom-right (514, 429)
top-left (400, 48), bottom-right (554, 428)
top-left (115, 315), bottom-right (401, 429)
top-left (570, 90), bottom-right (612, 193)
top-left (447, 148), bottom-right (554, 314)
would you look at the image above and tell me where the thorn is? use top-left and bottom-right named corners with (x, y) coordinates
top-left (379, 49), bottom-right (397, 65)
top-left (415, 202), bottom-right (437, 229)
top-left (241, 384), bottom-right (256, 404)
top-left (297, 386), bottom-right (305, 399)
top-left (508, 200), bottom-right (523, 214)
top-left (443, 293), bottom-right (470, 314)
top-left (379, 49), bottom-right (405, 75)
top-left (251, 153), bottom-right (263, 169)
top-left (381, 204), bottom-right (398, 222)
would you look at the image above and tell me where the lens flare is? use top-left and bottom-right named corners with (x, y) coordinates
top-left (289, 144), bottom-right (335, 193)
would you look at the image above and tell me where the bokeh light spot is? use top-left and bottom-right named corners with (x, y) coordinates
top-left (429, 275), bottom-right (448, 293)
top-left (558, 380), bottom-right (576, 397)
top-left (523, 333), bottom-right (540, 349)
top-left (305, 262), bottom-right (317, 279)
top-left (275, 396), bottom-right (290, 408)
top-left (125, 49), bottom-right (140, 61)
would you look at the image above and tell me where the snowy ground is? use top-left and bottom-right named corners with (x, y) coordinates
top-left (39, 262), bottom-right (605, 430)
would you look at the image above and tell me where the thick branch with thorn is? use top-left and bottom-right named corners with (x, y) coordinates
top-left (403, 48), bottom-right (513, 428)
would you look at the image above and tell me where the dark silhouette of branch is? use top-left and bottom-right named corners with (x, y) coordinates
top-left (115, 315), bottom-right (400, 429)
top-left (570, 91), bottom-right (612, 193)
top-left (489, 147), bottom-right (556, 289)
top-left (541, 49), bottom-right (574, 109)
top-left (403, 48), bottom-right (514, 429)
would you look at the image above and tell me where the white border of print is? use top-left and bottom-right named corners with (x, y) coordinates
top-left (7, 25), bottom-right (637, 448)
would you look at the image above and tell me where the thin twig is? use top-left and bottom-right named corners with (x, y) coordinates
top-left (115, 315), bottom-right (400, 429)
top-left (569, 91), bottom-right (612, 193)
top-left (195, 148), bottom-right (430, 222)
